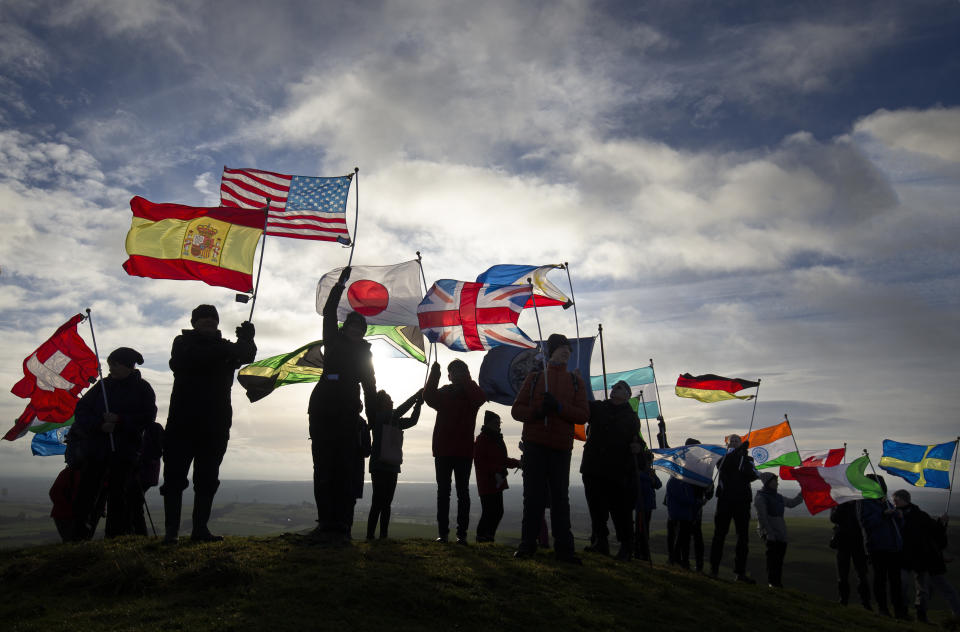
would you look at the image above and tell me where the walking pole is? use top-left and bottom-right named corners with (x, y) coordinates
top-left (527, 279), bottom-right (548, 425)
top-left (598, 324), bottom-right (608, 399)
top-left (946, 437), bottom-right (959, 517)
top-left (85, 308), bottom-right (113, 453)
top-left (347, 167), bottom-right (360, 267)
top-left (638, 390), bottom-right (652, 448)
top-left (563, 262), bottom-right (581, 369)
top-left (244, 200), bottom-right (270, 322)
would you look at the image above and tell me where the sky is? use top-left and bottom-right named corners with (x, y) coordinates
top-left (1, 0), bottom-right (959, 492)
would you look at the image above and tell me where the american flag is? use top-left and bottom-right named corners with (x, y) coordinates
top-left (220, 167), bottom-right (352, 243)
top-left (417, 280), bottom-right (536, 352)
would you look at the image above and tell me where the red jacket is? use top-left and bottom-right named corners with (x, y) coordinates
top-left (425, 370), bottom-right (486, 458)
top-left (512, 364), bottom-right (589, 451)
top-left (474, 428), bottom-right (521, 495)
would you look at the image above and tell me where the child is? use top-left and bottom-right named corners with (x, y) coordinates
top-left (473, 411), bottom-right (521, 542)
top-left (754, 472), bottom-right (803, 588)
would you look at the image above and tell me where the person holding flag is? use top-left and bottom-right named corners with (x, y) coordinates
top-left (709, 434), bottom-right (759, 582)
top-left (308, 267), bottom-right (377, 544)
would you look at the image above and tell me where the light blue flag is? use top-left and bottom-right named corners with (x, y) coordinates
top-left (590, 367), bottom-right (659, 418)
top-left (651, 444), bottom-right (727, 487)
top-left (31, 426), bottom-right (70, 457)
top-left (878, 439), bottom-right (956, 489)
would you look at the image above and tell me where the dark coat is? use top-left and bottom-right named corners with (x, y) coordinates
top-left (167, 329), bottom-right (256, 436)
top-left (665, 477), bottom-right (698, 522)
top-left (425, 369), bottom-right (487, 459)
top-left (580, 400), bottom-right (641, 480)
top-left (72, 370), bottom-right (157, 463)
top-left (830, 500), bottom-right (865, 550)
top-left (636, 469), bottom-right (662, 513)
top-left (369, 392), bottom-right (421, 474)
top-left (899, 503), bottom-right (947, 574)
top-left (474, 427), bottom-right (521, 495)
top-left (857, 497), bottom-right (903, 554)
top-left (308, 283), bottom-right (376, 426)
top-left (715, 443), bottom-right (758, 505)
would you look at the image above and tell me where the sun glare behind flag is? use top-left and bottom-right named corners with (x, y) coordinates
top-left (122, 197), bottom-right (264, 292)
top-left (878, 439), bottom-right (956, 489)
top-left (675, 373), bottom-right (759, 403)
top-left (220, 167), bottom-right (352, 243)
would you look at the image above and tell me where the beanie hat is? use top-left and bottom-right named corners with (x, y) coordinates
top-left (483, 410), bottom-right (501, 426)
top-left (191, 304), bottom-right (219, 325)
top-left (684, 437), bottom-right (701, 446)
top-left (107, 347), bottom-right (144, 368)
top-left (343, 310), bottom-right (367, 330)
top-left (759, 472), bottom-right (777, 487)
top-left (546, 333), bottom-right (570, 358)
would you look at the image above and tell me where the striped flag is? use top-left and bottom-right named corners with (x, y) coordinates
top-left (741, 420), bottom-right (801, 469)
top-left (589, 367), bottom-right (658, 418)
top-left (220, 167), bottom-right (352, 243)
top-left (675, 373), bottom-right (758, 403)
top-left (792, 456), bottom-right (884, 514)
top-left (780, 448), bottom-right (845, 480)
top-left (651, 444), bottom-right (727, 487)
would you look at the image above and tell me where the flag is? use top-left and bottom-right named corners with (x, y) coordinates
top-left (32, 424), bottom-right (71, 457)
top-left (316, 261), bottom-right (423, 327)
top-left (220, 167), bottom-right (352, 243)
top-left (878, 439), bottom-right (957, 489)
top-left (475, 264), bottom-right (571, 308)
top-left (590, 367), bottom-right (658, 418)
top-left (675, 373), bottom-right (759, 403)
top-left (740, 420), bottom-right (801, 469)
top-left (650, 444), bottom-right (727, 487)
top-left (123, 196), bottom-right (264, 292)
top-left (5, 315), bottom-right (98, 441)
top-left (238, 326), bottom-right (425, 402)
top-left (791, 456), bottom-right (885, 515)
top-left (479, 337), bottom-right (595, 406)
top-left (418, 280), bottom-right (535, 352)
top-left (779, 448), bottom-right (846, 480)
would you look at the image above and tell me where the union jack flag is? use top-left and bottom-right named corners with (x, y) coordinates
top-left (417, 280), bottom-right (536, 352)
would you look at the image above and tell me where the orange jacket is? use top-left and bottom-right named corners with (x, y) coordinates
top-left (511, 364), bottom-right (589, 451)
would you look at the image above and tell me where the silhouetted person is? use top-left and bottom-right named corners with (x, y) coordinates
top-left (367, 388), bottom-right (422, 540)
top-left (634, 449), bottom-right (661, 562)
top-left (309, 267), bottom-right (376, 544)
top-left (161, 305), bottom-right (255, 543)
top-left (71, 347), bottom-right (156, 539)
top-left (893, 489), bottom-right (960, 622)
top-left (512, 334), bottom-right (589, 563)
top-left (857, 474), bottom-right (907, 619)
top-left (830, 500), bottom-right (872, 609)
top-left (580, 380), bottom-right (644, 560)
top-left (754, 472), bottom-right (803, 588)
top-left (425, 359), bottom-right (486, 544)
top-left (709, 435), bottom-right (758, 582)
top-left (473, 411), bottom-right (521, 542)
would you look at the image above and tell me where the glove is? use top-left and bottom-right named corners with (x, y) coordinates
top-left (236, 321), bottom-right (255, 341)
top-left (337, 266), bottom-right (352, 285)
top-left (542, 392), bottom-right (560, 415)
top-left (429, 361), bottom-right (441, 379)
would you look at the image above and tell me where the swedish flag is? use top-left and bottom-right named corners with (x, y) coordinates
top-left (878, 439), bottom-right (957, 489)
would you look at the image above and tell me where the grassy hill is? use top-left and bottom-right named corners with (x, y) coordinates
top-left (2, 533), bottom-right (957, 632)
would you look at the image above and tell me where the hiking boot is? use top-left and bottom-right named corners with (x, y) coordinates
top-left (435, 535), bottom-right (448, 543)
top-left (735, 574), bottom-right (756, 584)
top-left (456, 537), bottom-right (469, 546)
top-left (584, 537), bottom-right (609, 555)
top-left (514, 545), bottom-right (536, 559)
top-left (190, 530), bottom-right (224, 543)
top-left (557, 553), bottom-right (584, 565)
top-left (615, 545), bottom-right (632, 561)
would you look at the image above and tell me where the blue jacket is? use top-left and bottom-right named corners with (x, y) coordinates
top-left (665, 477), bottom-right (699, 522)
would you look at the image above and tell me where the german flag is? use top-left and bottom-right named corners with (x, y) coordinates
top-left (122, 196), bottom-right (264, 292)
top-left (675, 373), bottom-right (759, 403)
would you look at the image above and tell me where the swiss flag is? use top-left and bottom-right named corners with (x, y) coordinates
top-left (4, 314), bottom-right (99, 441)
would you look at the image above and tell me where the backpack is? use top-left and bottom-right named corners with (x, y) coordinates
top-left (379, 422), bottom-right (404, 466)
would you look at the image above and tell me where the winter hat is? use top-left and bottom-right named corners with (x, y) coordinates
top-left (759, 472), bottom-right (777, 487)
top-left (191, 304), bottom-right (219, 325)
top-left (684, 438), bottom-right (701, 446)
top-left (483, 410), bottom-right (501, 427)
top-left (611, 380), bottom-right (631, 396)
top-left (546, 333), bottom-right (570, 358)
top-left (107, 347), bottom-right (144, 368)
top-left (343, 310), bottom-right (367, 331)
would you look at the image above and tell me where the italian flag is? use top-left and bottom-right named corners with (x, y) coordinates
top-left (741, 420), bottom-right (801, 469)
top-left (790, 455), bottom-right (885, 514)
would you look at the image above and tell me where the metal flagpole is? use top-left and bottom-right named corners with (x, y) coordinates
top-left (946, 437), bottom-right (959, 516)
top-left (740, 378), bottom-right (762, 469)
top-left (638, 390), bottom-right (652, 448)
top-left (598, 324), bottom-right (608, 399)
top-left (245, 200), bottom-right (270, 322)
top-left (416, 251), bottom-right (434, 389)
top-left (528, 280), bottom-right (548, 426)
top-left (784, 413), bottom-right (802, 459)
top-left (347, 167), bottom-right (360, 267)
top-left (85, 308), bottom-right (113, 452)
top-left (649, 358), bottom-right (663, 414)
top-left (562, 262), bottom-right (581, 370)
top-left (843, 442), bottom-right (847, 464)
top-left (862, 449), bottom-right (887, 501)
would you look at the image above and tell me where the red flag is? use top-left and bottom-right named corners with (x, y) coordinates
top-left (779, 447), bottom-right (846, 480)
top-left (5, 314), bottom-right (99, 441)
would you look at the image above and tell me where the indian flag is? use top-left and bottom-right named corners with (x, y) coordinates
top-left (741, 420), bottom-right (800, 469)
top-left (790, 455), bottom-right (885, 514)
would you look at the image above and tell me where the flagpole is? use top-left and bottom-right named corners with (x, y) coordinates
top-left (246, 200), bottom-right (270, 322)
top-left (528, 280), bottom-right (549, 426)
top-left (598, 323), bottom-right (608, 399)
top-left (946, 437), bottom-right (959, 516)
top-left (843, 442), bottom-right (847, 464)
top-left (416, 251), bottom-right (434, 389)
top-left (347, 167), bottom-right (359, 267)
top-left (638, 390), bottom-right (652, 448)
top-left (784, 413), bottom-right (802, 459)
top-left (740, 378), bottom-right (761, 469)
top-left (85, 308), bottom-right (113, 453)
top-left (562, 262), bottom-right (581, 370)
top-left (649, 358), bottom-right (663, 415)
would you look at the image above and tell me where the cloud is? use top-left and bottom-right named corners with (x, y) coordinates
top-left (854, 107), bottom-right (960, 163)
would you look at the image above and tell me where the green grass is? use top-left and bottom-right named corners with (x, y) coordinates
top-left (2, 533), bottom-right (957, 632)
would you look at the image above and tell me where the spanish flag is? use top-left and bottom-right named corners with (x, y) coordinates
top-left (675, 373), bottom-right (759, 403)
top-left (122, 197), bottom-right (265, 292)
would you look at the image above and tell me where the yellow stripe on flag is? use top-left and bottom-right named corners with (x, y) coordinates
top-left (675, 386), bottom-right (753, 403)
top-left (125, 217), bottom-right (261, 274)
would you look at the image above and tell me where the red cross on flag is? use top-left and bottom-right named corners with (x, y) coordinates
top-left (417, 279), bottom-right (536, 352)
top-left (4, 314), bottom-right (99, 441)
top-left (316, 260), bottom-right (423, 326)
